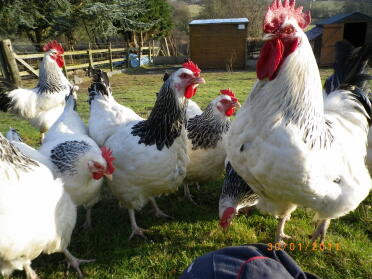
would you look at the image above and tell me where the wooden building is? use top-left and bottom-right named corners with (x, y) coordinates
top-left (306, 12), bottom-right (372, 66)
top-left (189, 18), bottom-right (249, 69)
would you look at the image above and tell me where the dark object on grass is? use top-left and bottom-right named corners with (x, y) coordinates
top-left (180, 243), bottom-right (320, 279)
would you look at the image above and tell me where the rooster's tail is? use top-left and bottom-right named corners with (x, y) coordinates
top-left (0, 81), bottom-right (17, 112)
top-left (88, 69), bottom-right (112, 104)
top-left (338, 43), bottom-right (372, 125)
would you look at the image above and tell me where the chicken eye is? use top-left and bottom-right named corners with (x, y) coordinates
top-left (282, 26), bottom-right (294, 34)
top-left (180, 73), bottom-right (189, 79)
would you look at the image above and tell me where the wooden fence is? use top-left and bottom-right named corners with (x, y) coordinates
top-left (0, 39), bottom-right (160, 86)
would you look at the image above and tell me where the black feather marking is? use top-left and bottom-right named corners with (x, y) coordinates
top-left (334, 43), bottom-right (372, 125)
top-left (0, 132), bottom-right (39, 171)
top-left (324, 40), bottom-right (354, 94)
top-left (163, 72), bottom-right (170, 82)
top-left (88, 69), bottom-right (112, 104)
top-left (131, 79), bottom-right (187, 151)
top-left (348, 88), bottom-right (372, 126)
top-left (50, 140), bottom-right (91, 175)
top-left (186, 103), bottom-right (230, 150)
top-left (325, 41), bottom-right (372, 94)
top-left (0, 81), bottom-right (17, 112)
top-left (220, 162), bottom-right (258, 208)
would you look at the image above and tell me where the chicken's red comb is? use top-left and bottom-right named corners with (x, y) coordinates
top-left (263, 0), bottom-right (311, 33)
top-left (100, 146), bottom-right (115, 174)
top-left (220, 88), bottom-right (238, 102)
top-left (42, 40), bottom-right (64, 54)
top-left (182, 61), bottom-right (201, 77)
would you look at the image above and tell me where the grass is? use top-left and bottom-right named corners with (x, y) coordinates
top-left (0, 67), bottom-right (371, 279)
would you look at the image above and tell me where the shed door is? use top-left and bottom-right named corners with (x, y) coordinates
top-left (343, 22), bottom-right (367, 47)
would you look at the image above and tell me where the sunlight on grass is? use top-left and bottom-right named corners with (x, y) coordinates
top-left (0, 68), bottom-right (371, 279)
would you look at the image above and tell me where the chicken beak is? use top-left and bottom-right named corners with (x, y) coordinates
top-left (233, 101), bottom-right (241, 108)
top-left (263, 33), bottom-right (275, 41)
top-left (104, 173), bottom-right (113, 181)
top-left (193, 77), bottom-right (206, 84)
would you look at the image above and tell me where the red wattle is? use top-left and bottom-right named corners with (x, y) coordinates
top-left (256, 38), bottom-right (284, 80)
top-left (225, 107), bottom-right (234, 116)
top-left (92, 172), bottom-right (103, 180)
top-left (185, 85), bottom-right (197, 99)
top-left (56, 56), bottom-right (65, 68)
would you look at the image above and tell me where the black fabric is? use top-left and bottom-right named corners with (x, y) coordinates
top-left (180, 244), bottom-right (320, 279)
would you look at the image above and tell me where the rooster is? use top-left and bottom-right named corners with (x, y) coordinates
top-left (0, 41), bottom-right (73, 141)
top-left (88, 62), bottom-right (205, 239)
top-left (219, 162), bottom-right (259, 230)
top-left (227, 0), bottom-right (372, 244)
top-left (39, 92), bottom-right (115, 229)
top-left (0, 132), bottom-right (93, 279)
top-left (184, 89), bottom-right (240, 202)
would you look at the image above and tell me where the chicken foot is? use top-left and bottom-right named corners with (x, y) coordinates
top-left (310, 219), bottom-right (331, 244)
top-left (183, 184), bottom-right (198, 205)
top-left (275, 215), bottom-right (292, 244)
top-left (64, 249), bottom-right (95, 278)
top-left (24, 263), bottom-right (39, 279)
top-left (149, 197), bottom-right (174, 219)
top-left (128, 209), bottom-right (151, 240)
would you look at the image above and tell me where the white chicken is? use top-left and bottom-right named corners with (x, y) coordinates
top-left (0, 41), bottom-right (74, 141)
top-left (183, 89), bottom-right (240, 202)
top-left (0, 131), bottom-right (92, 279)
top-left (88, 62), bottom-right (205, 239)
top-left (39, 92), bottom-right (115, 229)
top-left (227, 0), bottom-right (372, 244)
top-left (88, 69), bottom-right (142, 146)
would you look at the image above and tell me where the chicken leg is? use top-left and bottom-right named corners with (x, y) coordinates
top-left (275, 215), bottom-right (292, 244)
top-left (82, 206), bottom-right (92, 230)
top-left (310, 219), bottom-right (331, 244)
top-left (149, 197), bottom-right (173, 219)
top-left (64, 249), bottom-right (95, 278)
top-left (128, 208), bottom-right (151, 240)
top-left (24, 263), bottom-right (39, 279)
top-left (183, 184), bottom-right (198, 205)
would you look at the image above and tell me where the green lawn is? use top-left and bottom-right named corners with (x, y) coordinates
top-left (0, 68), bottom-right (371, 279)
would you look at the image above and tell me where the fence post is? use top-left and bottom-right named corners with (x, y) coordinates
top-left (87, 48), bottom-right (94, 69)
top-left (126, 44), bottom-right (130, 68)
top-left (149, 41), bottom-right (152, 62)
top-left (62, 62), bottom-right (68, 78)
top-left (138, 46), bottom-right (142, 68)
top-left (108, 43), bottom-right (113, 71)
top-left (0, 39), bottom-right (21, 86)
top-left (0, 46), bottom-right (10, 80)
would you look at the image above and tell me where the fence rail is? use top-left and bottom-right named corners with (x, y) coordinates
top-left (0, 39), bottom-right (160, 85)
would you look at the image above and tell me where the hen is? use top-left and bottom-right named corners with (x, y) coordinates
top-left (0, 41), bottom-right (74, 141)
top-left (219, 162), bottom-right (259, 230)
top-left (183, 89), bottom-right (240, 202)
top-left (39, 92), bottom-right (115, 229)
top-left (0, 131), bottom-right (91, 279)
top-left (227, 0), bottom-right (372, 244)
top-left (160, 71), bottom-right (202, 121)
top-left (88, 69), bottom-right (142, 146)
top-left (88, 62), bottom-right (205, 239)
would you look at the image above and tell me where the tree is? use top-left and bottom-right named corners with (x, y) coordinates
top-left (0, 0), bottom-right (73, 50)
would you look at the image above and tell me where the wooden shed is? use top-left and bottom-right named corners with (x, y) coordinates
top-left (189, 18), bottom-right (249, 69)
top-left (306, 12), bottom-right (372, 66)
